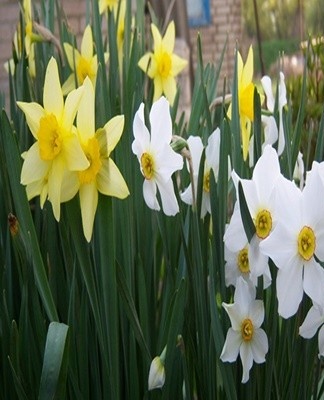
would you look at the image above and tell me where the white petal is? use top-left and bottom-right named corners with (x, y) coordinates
top-left (261, 116), bottom-right (278, 148)
top-left (186, 136), bottom-right (204, 173)
top-left (249, 235), bottom-right (271, 280)
top-left (303, 259), bottom-right (324, 307)
top-left (222, 303), bottom-right (243, 331)
top-left (132, 103), bottom-right (150, 157)
top-left (156, 143), bottom-right (183, 179)
top-left (240, 341), bottom-right (254, 383)
top-left (180, 183), bottom-right (194, 205)
top-left (143, 179), bottom-right (160, 211)
top-left (249, 300), bottom-right (265, 328)
top-left (251, 329), bottom-right (268, 363)
top-left (234, 277), bottom-right (255, 316)
top-left (223, 204), bottom-right (248, 253)
top-left (220, 328), bottom-right (241, 362)
top-left (276, 258), bottom-right (303, 318)
top-left (318, 326), bottom-right (324, 357)
top-left (261, 75), bottom-right (275, 112)
top-left (299, 305), bottom-right (324, 339)
top-left (156, 178), bottom-right (179, 216)
top-left (205, 128), bottom-right (220, 175)
top-left (150, 96), bottom-right (172, 147)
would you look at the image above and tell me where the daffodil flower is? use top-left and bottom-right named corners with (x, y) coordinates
top-left (181, 128), bottom-right (224, 218)
top-left (99, 0), bottom-right (119, 14)
top-left (261, 72), bottom-right (287, 155)
top-left (260, 162), bottom-right (324, 318)
top-left (76, 77), bottom-right (129, 241)
top-left (224, 145), bottom-right (281, 285)
top-left (220, 277), bottom-right (268, 383)
top-left (138, 21), bottom-right (187, 106)
top-left (17, 57), bottom-right (89, 221)
top-left (228, 45), bottom-right (255, 161)
top-left (62, 25), bottom-right (108, 95)
top-left (132, 97), bottom-right (183, 215)
top-left (299, 301), bottom-right (324, 357)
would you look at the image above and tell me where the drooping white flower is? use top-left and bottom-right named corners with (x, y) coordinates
top-left (224, 145), bottom-right (281, 284)
top-left (261, 72), bottom-right (287, 155)
top-left (299, 301), bottom-right (324, 357)
top-left (181, 128), bottom-right (223, 218)
top-left (220, 277), bottom-right (268, 383)
top-left (260, 162), bottom-right (324, 318)
top-left (132, 97), bottom-right (183, 215)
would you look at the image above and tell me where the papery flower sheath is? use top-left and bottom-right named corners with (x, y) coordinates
top-left (132, 96), bottom-right (183, 215)
top-left (17, 57), bottom-right (89, 221)
top-left (220, 277), bottom-right (268, 383)
top-left (76, 77), bottom-right (129, 241)
top-left (138, 21), bottom-right (187, 106)
top-left (62, 25), bottom-right (108, 94)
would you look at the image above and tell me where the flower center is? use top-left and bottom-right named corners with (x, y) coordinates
top-left (141, 152), bottom-right (155, 180)
top-left (298, 226), bottom-right (316, 261)
top-left (203, 170), bottom-right (210, 193)
top-left (255, 209), bottom-right (272, 239)
top-left (77, 57), bottom-right (93, 84)
top-left (241, 318), bottom-right (254, 342)
top-left (79, 137), bottom-right (102, 184)
top-left (237, 248), bottom-right (250, 273)
top-left (38, 114), bottom-right (62, 161)
top-left (157, 51), bottom-right (172, 79)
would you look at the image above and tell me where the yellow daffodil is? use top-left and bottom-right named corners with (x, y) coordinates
top-left (138, 21), bottom-right (187, 106)
top-left (99, 0), bottom-right (119, 14)
top-left (17, 57), bottom-right (89, 221)
top-left (62, 25), bottom-right (108, 95)
top-left (115, 0), bottom-right (132, 71)
top-left (76, 77), bottom-right (129, 241)
top-left (228, 45), bottom-right (255, 161)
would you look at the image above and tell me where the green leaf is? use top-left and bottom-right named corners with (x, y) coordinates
top-left (238, 181), bottom-right (256, 242)
top-left (38, 322), bottom-right (69, 400)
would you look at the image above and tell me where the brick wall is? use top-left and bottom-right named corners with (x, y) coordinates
top-left (0, 0), bottom-right (242, 108)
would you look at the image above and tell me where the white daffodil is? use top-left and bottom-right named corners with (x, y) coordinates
top-left (260, 162), bottom-right (324, 318)
top-left (299, 301), bottom-right (324, 357)
top-left (148, 347), bottom-right (166, 390)
top-left (224, 238), bottom-right (271, 289)
top-left (220, 277), bottom-right (268, 383)
top-left (261, 72), bottom-right (287, 155)
top-left (224, 145), bottom-right (281, 284)
top-left (181, 128), bottom-right (222, 218)
top-left (132, 97), bottom-right (183, 215)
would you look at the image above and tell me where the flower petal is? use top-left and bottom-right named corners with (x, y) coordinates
top-left (62, 85), bottom-right (84, 132)
top-left (240, 341), bottom-right (253, 383)
top-left (162, 21), bottom-right (175, 53)
top-left (81, 25), bottom-right (93, 60)
top-left (17, 102), bottom-right (45, 139)
top-left (105, 115), bottom-right (125, 155)
top-left (251, 329), bottom-right (268, 363)
top-left (47, 156), bottom-right (65, 221)
top-left (150, 96), bottom-right (172, 146)
top-left (299, 305), bottom-right (324, 339)
top-left (132, 103), bottom-right (151, 157)
top-left (249, 300), bottom-right (264, 328)
top-left (143, 179), bottom-right (160, 211)
top-left (97, 158), bottom-right (129, 199)
top-left (63, 134), bottom-right (89, 171)
top-left (79, 182), bottom-right (98, 242)
top-left (220, 328), bottom-right (241, 362)
top-left (162, 76), bottom-right (177, 106)
top-left (155, 177), bottom-right (179, 216)
top-left (77, 77), bottom-right (95, 140)
top-left (43, 57), bottom-right (64, 118)
top-left (261, 75), bottom-right (275, 112)
top-left (303, 259), bottom-right (324, 307)
top-left (21, 142), bottom-right (50, 184)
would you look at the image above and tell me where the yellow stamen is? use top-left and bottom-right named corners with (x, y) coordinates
top-left (241, 318), bottom-right (254, 341)
top-left (156, 51), bottom-right (171, 79)
top-left (298, 226), bottom-right (316, 261)
top-left (237, 248), bottom-right (250, 273)
top-left (203, 170), bottom-right (210, 193)
top-left (141, 152), bottom-right (155, 180)
top-left (255, 209), bottom-right (272, 239)
top-left (77, 57), bottom-right (92, 85)
top-left (79, 137), bottom-right (102, 184)
top-left (38, 114), bottom-right (62, 160)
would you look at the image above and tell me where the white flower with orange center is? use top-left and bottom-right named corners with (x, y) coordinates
top-left (224, 145), bottom-right (281, 284)
top-left (17, 57), bottom-right (89, 221)
top-left (76, 77), bottom-right (129, 241)
top-left (220, 277), bottom-right (268, 383)
top-left (132, 97), bottom-right (183, 215)
top-left (260, 162), bottom-right (324, 318)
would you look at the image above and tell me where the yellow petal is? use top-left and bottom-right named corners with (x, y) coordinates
top-left (240, 82), bottom-right (255, 121)
top-left (162, 76), bottom-right (176, 106)
top-left (21, 142), bottom-right (50, 184)
top-left (162, 21), bottom-right (175, 53)
top-left (138, 53), bottom-right (152, 73)
top-left (60, 170), bottom-right (79, 203)
top-left (63, 43), bottom-right (80, 71)
top-left (77, 77), bottom-right (95, 141)
top-left (63, 134), bottom-right (89, 171)
top-left (241, 116), bottom-right (251, 161)
top-left (103, 115), bottom-right (125, 155)
top-left (97, 158), bottom-right (129, 199)
top-left (17, 101), bottom-right (45, 139)
top-left (43, 57), bottom-right (64, 119)
top-left (171, 53), bottom-right (187, 76)
top-left (79, 182), bottom-right (98, 242)
top-left (62, 74), bottom-right (76, 95)
top-left (62, 85), bottom-right (84, 131)
top-left (153, 75), bottom-right (163, 102)
top-left (241, 45), bottom-right (254, 89)
top-left (81, 25), bottom-right (93, 60)
top-left (47, 156), bottom-right (65, 221)
top-left (236, 50), bottom-right (243, 83)
top-left (151, 23), bottom-right (162, 53)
